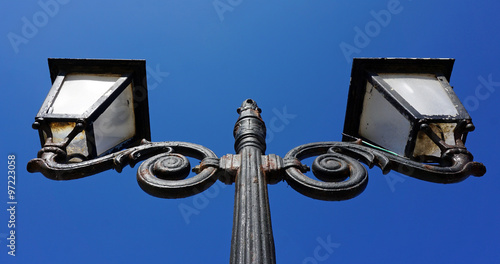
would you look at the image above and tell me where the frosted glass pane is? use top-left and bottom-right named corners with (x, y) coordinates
top-left (379, 74), bottom-right (458, 116)
top-left (413, 123), bottom-right (456, 158)
top-left (358, 82), bottom-right (411, 156)
top-left (93, 84), bottom-right (136, 155)
top-left (51, 74), bottom-right (120, 115)
top-left (47, 122), bottom-right (89, 157)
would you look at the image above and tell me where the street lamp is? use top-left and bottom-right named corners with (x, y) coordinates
top-left (32, 59), bottom-right (150, 164)
top-left (344, 58), bottom-right (473, 162)
top-left (27, 58), bottom-right (486, 264)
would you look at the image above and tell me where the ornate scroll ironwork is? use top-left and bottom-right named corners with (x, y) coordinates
top-left (283, 141), bottom-right (485, 201)
top-left (27, 140), bottom-right (220, 198)
top-left (136, 141), bottom-right (219, 199)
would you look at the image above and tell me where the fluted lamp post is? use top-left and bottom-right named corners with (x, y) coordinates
top-left (28, 58), bottom-right (486, 264)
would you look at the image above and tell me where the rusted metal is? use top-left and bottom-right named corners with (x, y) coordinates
top-left (231, 99), bottom-right (276, 264)
top-left (218, 154), bottom-right (241, 184)
top-left (261, 154), bottom-right (283, 185)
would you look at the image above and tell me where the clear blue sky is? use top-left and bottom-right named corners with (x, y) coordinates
top-left (1, 0), bottom-right (499, 263)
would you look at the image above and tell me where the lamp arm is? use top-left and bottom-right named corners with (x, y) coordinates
top-left (27, 140), bottom-right (171, 180)
top-left (27, 149), bottom-right (122, 180)
top-left (332, 142), bottom-right (486, 182)
top-left (27, 140), bottom-right (220, 198)
top-left (283, 141), bottom-right (486, 201)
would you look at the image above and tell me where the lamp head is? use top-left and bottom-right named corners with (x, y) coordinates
top-left (33, 58), bottom-right (151, 161)
top-left (343, 58), bottom-right (473, 162)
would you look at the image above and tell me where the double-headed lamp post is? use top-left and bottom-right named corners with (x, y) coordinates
top-left (28, 58), bottom-right (486, 263)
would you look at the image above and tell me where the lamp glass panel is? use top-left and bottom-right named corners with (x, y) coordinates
top-left (358, 82), bottom-right (411, 156)
top-left (50, 74), bottom-right (121, 115)
top-left (413, 123), bottom-right (457, 158)
top-left (46, 122), bottom-right (89, 157)
top-left (378, 73), bottom-right (458, 116)
top-left (93, 83), bottom-right (136, 155)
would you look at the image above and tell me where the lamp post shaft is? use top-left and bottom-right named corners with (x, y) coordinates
top-left (231, 99), bottom-right (276, 264)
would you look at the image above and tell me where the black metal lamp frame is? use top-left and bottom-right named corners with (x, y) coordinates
top-left (28, 97), bottom-right (485, 264)
top-left (33, 59), bottom-right (151, 160)
top-left (343, 58), bottom-right (474, 163)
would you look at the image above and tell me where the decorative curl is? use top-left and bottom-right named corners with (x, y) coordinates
top-left (136, 142), bottom-right (219, 199)
top-left (312, 154), bottom-right (351, 182)
top-left (284, 143), bottom-right (368, 201)
top-left (151, 153), bottom-right (191, 180)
